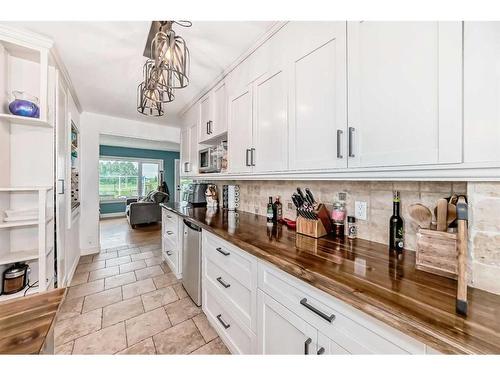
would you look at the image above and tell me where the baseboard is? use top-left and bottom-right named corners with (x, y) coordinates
top-left (80, 245), bottom-right (100, 256)
top-left (100, 212), bottom-right (126, 219)
top-left (65, 254), bottom-right (80, 287)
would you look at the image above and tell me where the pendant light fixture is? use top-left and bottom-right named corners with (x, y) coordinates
top-left (137, 20), bottom-right (191, 117)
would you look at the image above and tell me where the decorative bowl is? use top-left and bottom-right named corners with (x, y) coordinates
top-left (8, 91), bottom-right (40, 118)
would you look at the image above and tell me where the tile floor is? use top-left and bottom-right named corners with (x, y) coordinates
top-left (54, 219), bottom-right (229, 355)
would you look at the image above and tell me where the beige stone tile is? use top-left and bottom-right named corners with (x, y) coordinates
top-left (452, 182), bottom-right (468, 195)
top-left (106, 255), bottom-right (132, 267)
top-left (141, 286), bottom-right (178, 311)
top-left (88, 266), bottom-right (120, 281)
top-left (172, 283), bottom-right (188, 299)
top-left (369, 209), bottom-right (390, 245)
top-left (119, 260), bottom-right (147, 273)
top-left (153, 272), bottom-right (179, 289)
top-left (165, 297), bottom-right (201, 325)
top-left (370, 190), bottom-right (393, 211)
top-left (78, 255), bottom-right (93, 265)
top-left (131, 251), bottom-right (156, 261)
top-left (472, 182), bottom-right (500, 197)
top-left (75, 261), bottom-right (105, 274)
top-left (73, 322), bottom-right (127, 354)
top-left (118, 247), bottom-right (141, 257)
top-left (135, 265), bottom-right (164, 281)
top-left (92, 251), bottom-right (118, 262)
top-left (393, 182), bottom-right (420, 192)
top-left (105, 272), bottom-right (136, 289)
top-left (55, 309), bottom-right (102, 345)
top-left (191, 338), bottom-right (230, 355)
top-left (122, 278), bottom-right (157, 300)
top-left (472, 232), bottom-right (500, 266)
top-left (420, 182), bottom-right (452, 193)
top-left (57, 297), bottom-right (83, 322)
top-left (153, 319), bottom-right (205, 354)
top-left (192, 313), bottom-right (218, 343)
top-left (102, 244), bottom-right (129, 252)
top-left (160, 261), bottom-right (173, 274)
top-left (70, 272), bottom-right (89, 286)
top-left (118, 337), bottom-right (156, 355)
top-left (126, 307), bottom-right (171, 346)
top-left (471, 198), bottom-right (500, 232)
top-left (55, 341), bottom-right (74, 355)
top-left (66, 279), bottom-right (104, 300)
top-left (82, 286), bottom-right (122, 313)
top-left (102, 296), bottom-right (144, 327)
top-left (369, 181), bottom-right (393, 191)
top-left (145, 256), bottom-right (164, 267)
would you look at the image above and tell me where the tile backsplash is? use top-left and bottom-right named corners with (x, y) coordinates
top-left (208, 179), bottom-right (500, 295)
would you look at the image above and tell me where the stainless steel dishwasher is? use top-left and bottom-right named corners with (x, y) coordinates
top-left (182, 219), bottom-right (202, 306)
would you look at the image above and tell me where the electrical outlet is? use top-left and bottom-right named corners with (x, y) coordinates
top-left (355, 201), bottom-right (367, 220)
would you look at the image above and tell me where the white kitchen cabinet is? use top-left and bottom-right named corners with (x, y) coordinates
top-left (180, 105), bottom-right (199, 175)
top-left (199, 81), bottom-right (228, 143)
top-left (161, 209), bottom-right (182, 278)
top-left (347, 21), bottom-right (463, 168)
top-left (199, 93), bottom-right (211, 143)
top-left (180, 127), bottom-right (190, 175)
top-left (228, 85), bottom-right (254, 173)
top-left (188, 122), bottom-right (198, 173)
top-left (289, 22), bottom-right (348, 170)
top-left (253, 68), bottom-right (288, 172)
top-left (464, 22), bottom-right (500, 164)
top-left (317, 332), bottom-right (350, 354)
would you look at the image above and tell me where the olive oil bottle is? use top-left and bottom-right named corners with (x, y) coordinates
top-left (389, 191), bottom-right (404, 251)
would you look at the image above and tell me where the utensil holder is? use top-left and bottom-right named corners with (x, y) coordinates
top-left (416, 228), bottom-right (458, 279)
top-left (296, 204), bottom-right (332, 238)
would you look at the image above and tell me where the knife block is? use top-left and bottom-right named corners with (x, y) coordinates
top-left (296, 204), bottom-right (332, 238)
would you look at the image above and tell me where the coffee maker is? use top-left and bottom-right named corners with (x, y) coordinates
top-left (183, 183), bottom-right (208, 206)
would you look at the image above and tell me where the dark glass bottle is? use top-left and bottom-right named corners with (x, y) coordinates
top-left (266, 196), bottom-right (274, 223)
top-left (273, 196), bottom-right (283, 223)
top-left (389, 191), bottom-right (404, 251)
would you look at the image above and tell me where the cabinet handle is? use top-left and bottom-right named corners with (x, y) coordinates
top-left (317, 347), bottom-right (325, 355)
top-left (184, 161), bottom-right (190, 173)
top-left (216, 276), bottom-right (231, 288)
top-left (300, 298), bottom-right (336, 323)
top-left (348, 127), bottom-right (355, 158)
top-left (206, 121), bottom-right (209, 135)
top-left (58, 179), bottom-right (65, 195)
top-left (251, 148), bottom-right (256, 166)
top-left (166, 251), bottom-right (173, 256)
top-left (166, 215), bottom-right (172, 219)
top-left (166, 231), bottom-right (174, 235)
top-left (216, 247), bottom-right (230, 256)
top-left (245, 149), bottom-right (251, 166)
top-left (216, 314), bottom-right (230, 329)
top-left (336, 129), bottom-right (343, 159)
top-left (208, 120), bottom-right (213, 134)
top-left (304, 337), bottom-right (312, 355)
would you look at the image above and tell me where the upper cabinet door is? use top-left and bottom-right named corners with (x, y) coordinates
top-left (253, 68), bottom-right (289, 172)
top-left (347, 22), bottom-right (463, 168)
top-left (289, 22), bottom-right (347, 170)
top-left (180, 127), bottom-right (190, 175)
top-left (199, 93), bottom-right (212, 143)
top-left (464, 22), bottom-right (500, 164)
top-left (228, 85), bottom-right (253, 174)
top-left (212, 81), bottom-right (228, 137)
top-left (189, 122), bottom-right (199, 174)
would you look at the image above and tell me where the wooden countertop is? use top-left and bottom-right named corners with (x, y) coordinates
top-left (0, 288), bottom-right (66, 354)
top-left (162, 203), bottom-right (500, 354)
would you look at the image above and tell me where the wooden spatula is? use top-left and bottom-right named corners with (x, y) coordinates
top-left (436, 198), bottom-right (448, 232)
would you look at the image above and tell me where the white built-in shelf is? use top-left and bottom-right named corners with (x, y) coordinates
top-left (0, 249), bottom-right (39, 266)
top-left (0, 186), bottom-right (53, 192)
top-left (0, 215), bottom-right (53, 229)
top-left (0, 285), bottom-right (39, 302)
top-left (0, 113), bottom-right (52, 128)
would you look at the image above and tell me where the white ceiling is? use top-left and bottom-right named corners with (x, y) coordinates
top-left (6, 21), bottom-right (275, 126)
top-left (100, 134), bottom-right (180, 152)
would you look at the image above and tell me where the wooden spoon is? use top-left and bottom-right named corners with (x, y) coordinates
top-left (436, 198), bottom-right (448, 231)
top-left (407, 203), bottom-right (433, 229)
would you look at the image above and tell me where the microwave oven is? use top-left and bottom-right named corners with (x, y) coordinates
top-left (199, 146), bottom-right (221, 173)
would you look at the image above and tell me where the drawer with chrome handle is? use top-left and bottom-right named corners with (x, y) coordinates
top-left (216, 314), bottom-right (231, 329)
top-left (300, 298), bottom-right (336, 323)
top-left (303, 338), bottom-right (325, 355)
top-left (216, 276), bottom-right (231, 288)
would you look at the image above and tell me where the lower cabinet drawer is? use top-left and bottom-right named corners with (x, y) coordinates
top-left (203, 283), bottom-right (256, 354)
top-left (258, 263), bottom-right (426, 354)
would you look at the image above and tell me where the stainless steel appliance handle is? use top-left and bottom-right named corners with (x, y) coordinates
top-left (337, 129), bottom-right (343, 159)
top-left (300, 298), bottom-right (336, 323)
top-left (216, 314), bottom-right (230, 329)
top-left (348, 126), bottom-right (355, 158)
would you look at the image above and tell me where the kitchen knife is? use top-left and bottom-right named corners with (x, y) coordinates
top-left (292, 194), bottom-right (307, 219)
top-left (294, 192), bottom-right (305, 208)
top-left (297, 188), bottom-right (307, 204)
top-left (305, 188), bottom-right (317, 208)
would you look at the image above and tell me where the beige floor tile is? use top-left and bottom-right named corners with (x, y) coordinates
top-left (75, 261), bottom-right (105, 274)
top-left (104, 271), bottom-right (136, 289)
top-left (57, 297), bottom-right (84, 321)
top-left (135, 265), bottom-right (164, 281)
top-left (117, 337), bottom-right (156, 355)
top-left (172, 283), bottom-right (188, 299)
top-left (88, 266), bottom-right (120, 281)
top-left (66, 279), bottom-right (104, 300)
top-left (92, 251), bottom-right (118, 262)
top-left (122, 278), bottom-right (156, 300)
top-left (118, 247), bottom-right (141, 257)
top-left (106, 255), bottom-right (132, 267)
top-left (160, 262), bottom-right (173, 274)
top-left (102, 296), bottom-right (144, 327)
top-left (70, 272), bottom-right (89, 286)
top-left (139, 244), bottom-right (161, 252)
top-left (131, 251), bottom-right (156, 261)
top-left (119, 260), bottom-right (147, 273)
top-left (153, 319), bottom-right (205, 354)
top-left (103, 244), bottom-right (129, 252)
top-left (145, 256), bottom-right (163, 267)
top-left (126, 307), bottom-right (171, 346)
top-left (152, 273), bottom-right (178, 289)
top-left (82, 287), bottom-right (122, 313)
top-left (191, 338), bottom-right (230, 355)
top-left (192, 313), bottom-right (218, 343)
top-left (73, 322), bottom-right (127, 354)
top-left (78, 255), bottom-right (94, 265)
top-left (55, 309), bottom-right (102, 345)
top-left (141, 286), bottom-right (178, 311)
top-left (55, 341), bottom-right (74, 355)
top-left (165, 297), bottom-right (201, 325)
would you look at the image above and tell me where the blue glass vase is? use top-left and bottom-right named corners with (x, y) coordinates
top-left (8, 91), bottom-right (40, 118)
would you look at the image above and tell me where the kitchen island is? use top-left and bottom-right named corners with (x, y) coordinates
top-left (161, 202), bottom-right (500, 354)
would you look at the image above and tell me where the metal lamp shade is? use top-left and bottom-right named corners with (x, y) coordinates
top-left (137, 82), bottom-right (164, 117)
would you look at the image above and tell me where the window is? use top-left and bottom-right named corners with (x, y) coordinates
top-left (99, 157), bottom-right (163, 201)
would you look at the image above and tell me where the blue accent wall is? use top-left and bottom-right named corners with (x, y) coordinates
top-left (99, 145), bottom-right (179, 214)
